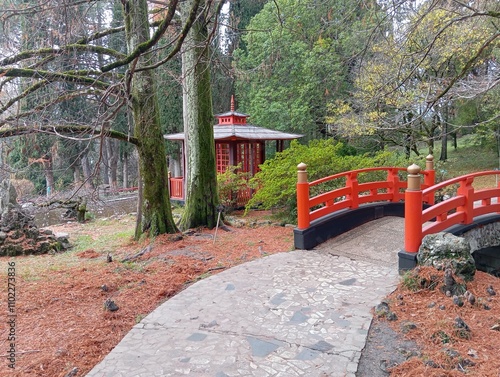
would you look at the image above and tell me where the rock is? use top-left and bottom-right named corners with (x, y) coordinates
top-left (467, 349), bottom-right (478, 358)
top-left (464, 291), bottom-right (476, 305)
top-left (400, 321), bottom-right (417, 334)
top-left (63, 367), bottom-right (78, 377)
top-left (454, 317), bottom-right (471, 339)
top-left (417, 233), bottom-right (476, 281)
top-left (486, 285), bottom-right (496, 296)
top-left (374, 301), bottom-right (398, 321)
top-left (386, 312), bottom-right (398, 321)
top-left (0, 179), bottom-right (17, 212)
top-left (452, 295), bottom-right (464, 307)
top-left (442, 267), bottom-right (466, 297)
top-left (374, 301), bottom-right (390, 317)
top-left (443, 348), bottom-right (461, 359)
top-left (0, 179), bottom-right (71, 256)
top-left (104, 298), bottom-right (119, 312)
top-left (424, 360), bottom-right (440, 368)
top-left (454, 316), bottom-right (470, 331)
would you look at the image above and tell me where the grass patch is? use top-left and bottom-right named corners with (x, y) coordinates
top-left (0, 217), bottom-right (135, 280)
top-left (416, 136), bottom-right (499, 190)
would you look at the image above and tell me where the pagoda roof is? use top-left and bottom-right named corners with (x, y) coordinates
top-left (215, 110), bottom-right (249, 118)
top-left (164, 124), bottom-right (302, 142)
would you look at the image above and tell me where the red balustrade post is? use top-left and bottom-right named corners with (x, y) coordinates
top-left (424, 154), bottom-right (435, 205)
top-left (346, 172), bottom-right (359, 209)
top-left (404, 164), bottom-right (423, 253)
top-left (387, 168), bottom-right (400, 202)
top-left (168, 171), bottom-right (172, 199)
top-left (296, 163), bottom-right (310, 229)
top-left (497, 172), bottom-right (500, 211)
top-left (457, 176), bottom-right (474, 224)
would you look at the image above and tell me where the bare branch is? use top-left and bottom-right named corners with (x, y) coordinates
top-left (100, 0), bottom-right (183, 72)
top-left (0, 45), bottom-right (126, 66)
top-left (0, 124), bottom-right (139, 146)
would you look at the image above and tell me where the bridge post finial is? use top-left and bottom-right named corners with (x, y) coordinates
top-left (407, 164), bottom-right (421, 191)
top-left (297, 163), bottom-right (308, 183)
top-left (426, 155), bottom-right (434, 171)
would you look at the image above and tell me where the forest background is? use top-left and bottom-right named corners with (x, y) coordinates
top-left (0, 0), bottom-right (499, 234)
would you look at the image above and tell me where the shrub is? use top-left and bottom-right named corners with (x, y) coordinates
top-left (245, 139), bottom-right (409, 223)
top-left (217, 164), bottom-right (251, 211)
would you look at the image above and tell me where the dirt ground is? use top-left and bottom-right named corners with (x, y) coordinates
top-left (358, 266), bottom-right (500, 377)
top-left (1, 211), bottom-right (499, 377)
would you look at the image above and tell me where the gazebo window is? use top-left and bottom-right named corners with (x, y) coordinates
top-left (236, 143), bottom-right (250, 172)
top-left (216, 143), bottom-right (230, 173)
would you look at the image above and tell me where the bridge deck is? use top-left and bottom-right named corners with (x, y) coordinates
top-left (313, 216), bottom-right (405, 267)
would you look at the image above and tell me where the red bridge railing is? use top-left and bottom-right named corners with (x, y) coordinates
top-left (404, 168), bottom-right (500, 253)
top-left (169, 176), bottom-right (184, 200)
top-left (296, 155), bottom-right (435, 229)
top-left (296, 154), bottom-right (500, 257)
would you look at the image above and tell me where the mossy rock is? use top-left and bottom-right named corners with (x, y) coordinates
top-left (417, 233), bottom-right (476, 281)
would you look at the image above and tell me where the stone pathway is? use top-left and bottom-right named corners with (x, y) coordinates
top-left (86, 217), bottom-right (405, 377)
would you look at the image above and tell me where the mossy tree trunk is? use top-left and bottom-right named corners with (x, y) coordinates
top-left (122, 0), bottom-right (178, 238)
top-left (179, 0), bottom-right (219, 230)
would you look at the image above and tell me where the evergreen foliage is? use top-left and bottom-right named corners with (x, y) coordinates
top-left (246, 139), bottom-right (409, 222)
top-left (233, 0), bottom-right (380, 140)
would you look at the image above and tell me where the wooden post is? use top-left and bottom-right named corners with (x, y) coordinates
top-left (296, 163), bottom-right (310, 229)
top-left (424, 154), bottom-right (435, 204)
top-left (346, 172), bottom-right (359, 209)
top-left (168, 171), bottom-right (171, 199)
top-left (457, 176), bottom-right (474, 224)
top-left (387, 168), bottom-right (399, 202)
top-left (404, 164), bottom-right (423, 253)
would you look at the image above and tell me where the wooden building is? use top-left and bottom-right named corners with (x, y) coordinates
top-left (164, 97), bottom-right (302, 203)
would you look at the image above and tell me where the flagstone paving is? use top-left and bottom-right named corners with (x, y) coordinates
top-left (86, 217), bottom-right (405, 377)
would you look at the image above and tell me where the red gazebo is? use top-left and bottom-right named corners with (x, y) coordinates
top-left (164, 96), bottom-right (302, 203)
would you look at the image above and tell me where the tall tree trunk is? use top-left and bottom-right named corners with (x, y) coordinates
top-left (122, 0), bottom-right (178, 238)
top-left (43, 157), bottom-right (55, 197)
top-left (440, 110), bottom-right (448, 161)
top-left (122, 151), bottom-right (129, 189)
top-left (73, 165), bottom-right (82, 188)
top-left (101, 140), bottom-right (110, 185)
top-left (81, 154), bottom-right (94, 191)
top-left (179, 0), bottom-right (219, 230)
top-left (106, 138), bottom-right (119, 192)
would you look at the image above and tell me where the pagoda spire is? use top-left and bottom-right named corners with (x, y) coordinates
top-left (230, 95), bottom-right (235, 112)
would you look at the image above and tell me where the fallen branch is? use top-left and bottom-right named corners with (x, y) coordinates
top-left (0, 349), bottom-right (40, 357)
top-left (206, 266), bottom-right (225, 272)
top-left (184, 266), bottom-right (227, 285)
top-left (121, 245), bottom-right (152, 262)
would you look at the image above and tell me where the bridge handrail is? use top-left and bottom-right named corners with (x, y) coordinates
top-left (309, 166), bottom-right (408, 186)
top-left (405, 170), bottom-right (500, 253)
top-left (297, 156), bottom-right (435, 230)
top-left (422, 170), bottom-right (500, 196)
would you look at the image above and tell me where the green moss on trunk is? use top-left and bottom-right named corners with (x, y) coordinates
top-left (179, 2), bottom-right (219, 231)
top-left (123, 0), bottom-right (178, 238)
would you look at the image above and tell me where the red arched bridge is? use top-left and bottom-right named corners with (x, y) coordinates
top-left (293, 155), bottom-right (500, 271)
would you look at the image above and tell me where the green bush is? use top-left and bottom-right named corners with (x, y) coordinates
top-left (217, 164), bottom-right (251, 211)
top-left (245, 139), bottom-right (409, 223)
